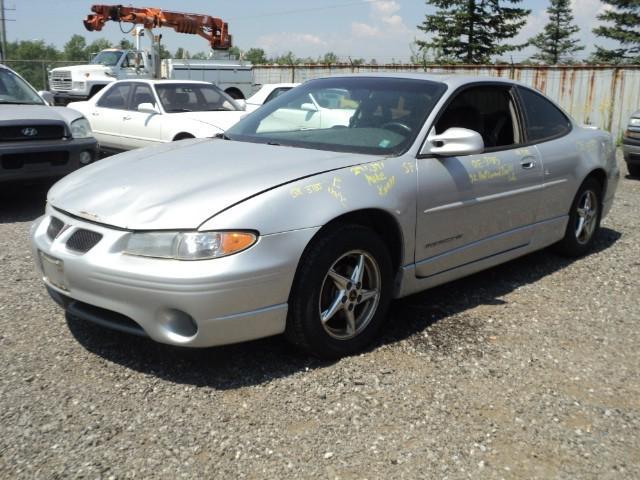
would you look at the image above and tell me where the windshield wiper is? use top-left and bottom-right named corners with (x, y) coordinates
top-left (215, 133), bottom-right (232, 140)
top-left (166, 108), bottom-right (193, 112)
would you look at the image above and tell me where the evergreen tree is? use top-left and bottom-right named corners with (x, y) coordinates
top-left (417, 0), bottom-right (531, 64)
top-left (592, 0), bottom-right (640, 63)
top-left (244, 48), bottom-right (267, 64)
top-left (529, 0), bottom-right (584, 64)
top-left (63, 35), bottom-right (88, 62)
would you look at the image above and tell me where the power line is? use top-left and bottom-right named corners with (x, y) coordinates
top-left (227, 0), bottom-right (386, 21)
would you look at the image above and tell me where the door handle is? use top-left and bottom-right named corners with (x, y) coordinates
top-left (520, 157), bottom-right (536, 169)
top-left (122, 115), bottom-right (131, 121)
top-left (91, 112), bottom-right (99, 116)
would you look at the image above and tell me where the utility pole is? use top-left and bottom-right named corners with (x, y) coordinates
top-left (0, 0), bottom-right (7, 62)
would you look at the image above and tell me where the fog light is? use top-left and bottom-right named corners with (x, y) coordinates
top-left (158, 309), bottom-right (198, 338)
top-left (79, 150), bottom-right (92, 165)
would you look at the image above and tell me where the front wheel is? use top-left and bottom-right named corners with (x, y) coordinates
top-left (286, 224), bottom-right (393, 359)
top-left (553, 177), bottom-right (602, 257)
top-left (627, 163), bottom-right (640, 178)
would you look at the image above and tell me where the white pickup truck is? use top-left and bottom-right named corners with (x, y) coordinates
top-left (48, 48), bottom-right (253, 105)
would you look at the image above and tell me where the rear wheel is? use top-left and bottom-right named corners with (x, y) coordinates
top-left (553, 178), bottom-right (602, 257)
top-left (286, 224), bottom-right (393, 359)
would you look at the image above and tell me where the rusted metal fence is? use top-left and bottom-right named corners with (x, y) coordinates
top-left (254, 64), bottom-right (640, 140)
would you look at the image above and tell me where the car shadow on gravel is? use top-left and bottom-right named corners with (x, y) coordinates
top-left (66, 227), bottom-right (621, 390)
top-left (0, 181), bottom-right (54, 224)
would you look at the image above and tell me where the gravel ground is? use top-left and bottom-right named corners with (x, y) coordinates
top-left (1, 155), bottom-right (638, 479)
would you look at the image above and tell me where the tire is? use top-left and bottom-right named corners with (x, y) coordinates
top-left (553, 177), bottom-right (602, 257)
top-left (286, 224), bottom-right (393, 359)
top-left (173, 133), bottom-right (195, 141)
top-left (627, 163), bottom-right (640, 178)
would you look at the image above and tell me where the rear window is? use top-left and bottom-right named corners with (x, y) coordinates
top-left (517, 87), bottom-right (571, 142)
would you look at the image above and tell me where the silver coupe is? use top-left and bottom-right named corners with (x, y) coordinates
top-left (31, 74), bottom-right (620, 358)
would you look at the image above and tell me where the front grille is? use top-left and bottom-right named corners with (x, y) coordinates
top-left (50, 70), bottom-right (72, 91)
top-left (0, 124), bottom-right (65, 142)
top-left (1, 151), bottom-right (69, 169)
top-left (47, 217), bottom-right (65, 240)
top-left (66, 229), bottom-right (102, 253)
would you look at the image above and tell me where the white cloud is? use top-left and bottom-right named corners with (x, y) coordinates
top-left (372, 1), bottom-right (401, 16)
top-left (257, 32), bottom-right (327, 55)
top-left (351, 22), bottom-right (380, 38)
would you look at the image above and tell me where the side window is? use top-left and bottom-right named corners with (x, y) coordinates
top-left (435, 86), bottom-right (522, 149)
top-left (96, 83), bottom-right (132, 109)
top-left (517, 87), bottom-right (571, 142)
top-left (264, 87), bottom-right (290, 104)
top-left (130, 84), bottom-right (156, 111)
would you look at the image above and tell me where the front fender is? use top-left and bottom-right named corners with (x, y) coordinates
top-left (199, 155), bottom-right (418, 266)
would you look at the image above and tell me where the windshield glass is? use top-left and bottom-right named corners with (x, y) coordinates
top-left (226, 77), bottom-right (447, 155)
top-left (91, 50), bottom-right (123, 66)
top-left (155, 83), bottom-right (240, 112)
top-left (0, 68), bottom-right (45, 105)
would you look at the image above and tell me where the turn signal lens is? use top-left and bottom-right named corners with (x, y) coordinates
top-left (221, 232), bottom-right (256, 254)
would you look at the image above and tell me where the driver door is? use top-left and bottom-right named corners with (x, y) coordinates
top-left (119, 83), bottom-right (163, 149)
top-left (415, 84), bottom-right (544, 277)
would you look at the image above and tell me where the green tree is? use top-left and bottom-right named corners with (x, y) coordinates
top-left (174, 47), bottom-right (186, 59)
top-left (119, 38), bottom-right (134, 50)
top-left (227, 46), bottom-right (242, 60)
top-left (5, 40), bottom-right (60, 89)
top-left (244, 48), bottom-right (267, 64)
top-left (63, 34), bottom-right (88, 61)
top-left (592, 0), bottom-right (640, 63)
top-left (322, 52), bottom-right (339, 65)
top-left (86, 38), bottom-right (113, 57)
top-left (417, 0), bottom-right (531, 64)
top-left (274, 51), bottom-right (299, 65)
top-left (529, 0), bottom-right (584, 64)
top-left (190, 51), bottom-right (209, 60)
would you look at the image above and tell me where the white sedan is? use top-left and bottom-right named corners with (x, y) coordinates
top-left (68, 79), bottom-right (246, 153)
top-left (244, 83), bottom-right (299, 112)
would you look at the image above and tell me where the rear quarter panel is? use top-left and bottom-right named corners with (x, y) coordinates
top-left (535, 126), bottom-right (617, 221)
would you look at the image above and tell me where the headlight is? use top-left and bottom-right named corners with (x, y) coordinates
top-left (124, 231), bottom-right (257, 260)
top-left (629, 118), bottom-right (640, 127)
top-left (70, 118), bottom-right (93, 138)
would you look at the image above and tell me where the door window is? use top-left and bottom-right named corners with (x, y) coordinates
top-left (129, 84), bottom-right (156, 111)
top-left (97, 83), bottom-right (132, 109)
top-left (435, 86), bottom-right (522, 150)
top-left (264, 87), bottom-right (292, 104)
top-left (516, 87), bottom-right (571, 142)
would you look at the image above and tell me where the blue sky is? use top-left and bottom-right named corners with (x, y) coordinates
top-left (4, 0), bottom-right (612, 61)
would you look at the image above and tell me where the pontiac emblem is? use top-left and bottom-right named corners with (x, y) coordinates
top-left (21, 127), bottom-right (38, 137)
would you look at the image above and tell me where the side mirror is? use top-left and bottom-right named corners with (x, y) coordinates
top-left (421, 127), bottom-right (484, 157)
top-left (301, 102), bottom-right (318, 112)
top-left (38, 90), bottom-right (55, 106)
top-left (137, 103), bottom-right (159, 114)
top-left (234, 99), bottom-right (247, 110)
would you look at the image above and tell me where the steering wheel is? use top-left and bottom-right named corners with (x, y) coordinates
top-left (380, 121), bottom-right (412, 135)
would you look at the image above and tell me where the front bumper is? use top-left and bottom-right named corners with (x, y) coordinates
top-left (622, 137), bottom-right (640, 164)
top-left (0, 137), bottom-right (98, 183)
top-left (31, 206), bottom-right (319, 347)
top-left (53, 92), bottom-right (91, 106)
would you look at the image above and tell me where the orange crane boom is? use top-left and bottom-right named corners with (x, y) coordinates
top-left (83, 4), bottom-right (232, 50)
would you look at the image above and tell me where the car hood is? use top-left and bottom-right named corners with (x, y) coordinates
top-left (48, 138), bottom-right (379, 230)
top-left (0, 104), bottom-right (82, 125)
top-left (58, 64), bottom-right (110, 76)
top-left (172, 110), bottom-right (247, 131)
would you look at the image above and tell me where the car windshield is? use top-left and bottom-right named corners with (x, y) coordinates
top-left (91, 50), bottom-right (123, 66)
top-left (0, 68), bottom-right (45, 105)
top-left (226, 77), bottom-right (447, 155)
top-left (155, 83), bottom-right (240, 112)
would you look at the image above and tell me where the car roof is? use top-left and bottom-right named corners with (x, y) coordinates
top-left (310, 72), bottom-right (528, 89)
top-left (108, 79), bottom-right (214, 86)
